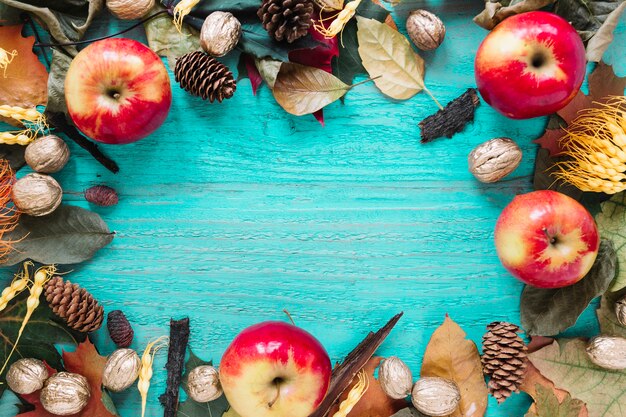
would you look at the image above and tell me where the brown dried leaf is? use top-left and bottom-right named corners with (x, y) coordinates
top-left (588, 62), bottom-right (626, 102)
top-left (0, 24), bottom-right (48, 125)
top-left (328, 357), bottom-right (408, 417)
top-left (556, 90), bottom-right (592, 125)
top-left (586, 2), bottom-right (626, 62)
top-left (420, 316), bottom-right (488, 417)
top-left (474, 1), bottom-right (556, 30)
top-left (533, 129), bottom-right (566, 157)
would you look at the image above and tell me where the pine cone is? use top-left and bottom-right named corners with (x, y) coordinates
top-left (257, 0), bottom-right (314, 43)
top-left (45, 277), bottom-right (104, 333)
top-left (174, 51), bottom-right (236, 103)
top-left (481, 321), bottom-right (527, 404)
top-left (107, 310), bottom-right (134, 348)
top-left (85, 185), bottom-right (119, 207)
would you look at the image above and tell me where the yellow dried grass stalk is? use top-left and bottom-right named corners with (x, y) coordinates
top-left (556, 96), bottom-right (626, 194)
top-left (0, 262), bottom-right (31, 312)
top-left (0, 105), bottom-right (45, 125)
top-left (0, 130), bottom-right (37, 145)
top-left (138, 336), bottom-right (169, 417)
top-left (314, 0), bottom-right (361, 40)
top-left (331, 369), bottom-right (369, 417)
top-left (173, 0), bottom-right (200, 34)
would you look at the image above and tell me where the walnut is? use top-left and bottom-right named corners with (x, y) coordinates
top-left (468, 137), bottom-right (522, 183)
top-left (406, 10), bottom-right (446, 51)
top-left (616, 295), bottom-right (626, 327)
top-left (6, 358), bottom-right (49, 395)
top-left (102, 348), bottom-right (141, 392)
top-left (25, 135), bottom-right (70, 173)
top-left (187, 365), bottom-right (222, 402)
top-left (586, 336), bottom-right (626, 370)
top-left (200, 12), bottom-right (242, 57)
top-left (411, 377), bottom-right (461, 417)
top-left (378, 356), bottom-right (412, 399)
top-left (40, 372), bottom-right (90, 416)
top-left (12, 173), bottom-right (62, 216)
top-left (106, 0), bottom-right (154, 20)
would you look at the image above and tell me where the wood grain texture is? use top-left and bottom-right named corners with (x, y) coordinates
top-left (0, 1), bottom-right (606, 416)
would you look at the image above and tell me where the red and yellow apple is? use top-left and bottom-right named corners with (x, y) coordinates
top-left (494, 190), bottom-right (599, 288)
top-left (219, 321), bottom-right (331, 417)
top-left (475, 11), bottom-right (586, 119)
top-left (65, 38), bottom-right (172, 144)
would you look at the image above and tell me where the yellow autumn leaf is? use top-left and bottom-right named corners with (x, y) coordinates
top-left (420, 316), bottom-right (488, 417)
top-left (356, 16), bottom-right (425, 100)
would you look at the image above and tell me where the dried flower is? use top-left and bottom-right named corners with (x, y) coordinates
top-left (85, 185), bottom-right (118, 207)
top-left (556, 97), bottom-right (626, 194)
top-left (6, 358), bottom-right (49, 394)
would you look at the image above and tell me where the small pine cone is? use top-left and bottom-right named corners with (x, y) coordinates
top-left (85, 185), bottom-right (119, 207)
top-left (174, 51), bottom-right (236, 103)
top-left (45, 277), bottom-right (104, 333)
top-left (257, 0), bottom-right (314, 43)
top-left (107, 310), bottom-right (134, 348)
top-left (481, 321), bottom-right (527, 404)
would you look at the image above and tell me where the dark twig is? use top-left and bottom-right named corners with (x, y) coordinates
top-left (159, 318), bottom-right (190, 417)
top-left (308, 312), bottom-right (404, 417)
top-left (46, 112), bottom-right (119, 173)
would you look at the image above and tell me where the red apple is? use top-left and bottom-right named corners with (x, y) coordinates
top-left (219, 321), bottom-right (331, 417)
top-left (474, 11), bottom-right (586, 119)
top-left (494, 190), bottom-right (599, 288)
top-left (64, 38), bottom-right (172, 144)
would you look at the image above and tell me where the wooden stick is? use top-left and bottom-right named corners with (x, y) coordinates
top-left (159, 318), bottom-right (190, 417)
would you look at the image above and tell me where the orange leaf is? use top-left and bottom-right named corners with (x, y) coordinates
top-left (328, 357), bottom-right (408, 417)
top-left (18, 340), bottom-right (117, 417)
top-left (0, 24), bottom-right (48, 125)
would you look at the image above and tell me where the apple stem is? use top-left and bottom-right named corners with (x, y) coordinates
top-left (282, 309), bottom-right (296, 326)
top-left (267, 379), bottom-right (281, 408)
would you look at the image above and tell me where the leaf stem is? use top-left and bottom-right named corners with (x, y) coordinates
top-left (349, 75), bottom-right (382, 90)
top-left (424, 86), bottom-right (444, 111)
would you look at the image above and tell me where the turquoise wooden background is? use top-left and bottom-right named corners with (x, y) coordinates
top-left (0, 1), bottom-right (606, 416)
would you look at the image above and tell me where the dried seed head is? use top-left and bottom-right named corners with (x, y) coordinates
top-left (586, 336), bottom-right (626, 370)
top-left (12, 173), bottom-right (62, 216)
top-left (616, 296), bottom-right (626, 327)
top-left (200, 12), bottom-right (242, 57)
top-left (468, 137), bottom-right (522, 183)
top-left (25, 135), bottom-right (70, 174)
top-left (40, 372), bottom-right (90, 416)
top-left (85, 185), bottom-right (118, 207)
top-left (187, 365), bottom-right (223, 402)
top-left (378, 356), bottom-right (412, 399)
top-left (406, 10), bottom-right (446, 51)
top-left (106, 0), bottom-right (155, 20)
top-left (103, 348), bottom-right (141, 392)
top-left (107, 310), bottom-right (134, 348)
top-left (411, 377), bottom-right (461, 417)
top-left (6, 358), bottom-right (49, 394)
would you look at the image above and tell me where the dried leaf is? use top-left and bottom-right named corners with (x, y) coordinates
top-left (556, 90), bottom-right (592, 125)
top-left (595, 193), bottom-right (626, 292)
top-left (45, 49), bottom-right (73, 115)
top-left (533, 129), bottom-right (566, 157)
top-left (524, 385), bottom-right (585, 417)
top-left (255, 58), bottom-right (282, 89)
top-left (390, 408), bottom-right (426, 417)
top-left (0, 24), bottom-right (47, 125)
top-left (239, 54), bottom-right (263, 95)
top-left (420, 316), bottom-right (488, 417)
top-left (356, 17), bottom-right (425, 100)
top-left (474, 1), bottom-right (556, 30)
top-left (273, 63), bottom-right (351, 116)
top-left (597, 294), bottom-right (626, 338)
top-left (528, 339), bottom-right (626, 417)
top-left (1, 205), bottom-right (114, 266)
top-left (554, 0), bottom-right (624, 42)
top-left (520, 239), bottom-right (617, 336)
top-left (586, 2), bottom-right (626, 62)
top-left (588, 62), bottom-right (626, 101)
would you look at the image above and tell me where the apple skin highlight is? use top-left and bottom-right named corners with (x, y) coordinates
top-left (475, 11), bottom-right (586, 119)
top-left (65, 38), bottom-right (172, 144)
top-left (219, 321), bottom-right (331, 417)
top-left (495, 190), bottom-right (600, 289)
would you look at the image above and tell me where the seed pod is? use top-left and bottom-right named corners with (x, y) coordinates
top-left (586, 336), bottom-right (626, 370)
top-left (200, 12), bottom-right (242, 57)
top-left (187, 365), bottom-right (222, 402)
top-left (616, 296), bottom-right (626, 327)
top-left (40, 372), bottom-right (90, 416)
top-left (85, 185), bottom-right (119, 207)
top-left (468, 137), bottom-right (522, 183)
top-left (107, 310), bottom-right (134, 348)
top-left (406, 10), bottom-right (446, 51)
top-left (12, 173), bottom-right (62, 216)
top-left (6, 358), bottom-right (49, 394)
top-left (102, 348), bottom-right (141, 392)
top-left (378, 356), bottom-right (412, 399)
top-left (411, 377), bottom-right (461, 417)
top-left (24, 135), bottom-right (70, 174)
top-left (106, 0), bottom-right (155, 20)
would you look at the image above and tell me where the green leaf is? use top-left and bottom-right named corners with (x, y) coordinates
top-left (597, 294), bottom-right (626, 338)
top-left (0, 3), bottom-right (22, 25)
top-left (390, 407), bottom-right (426, 417)
top-left (528, 339), bottom-right (626, 417)
top-left (46, 49), bottom-right (74, 115)
top-left (0, 0), bottom-right (104, 44)
top-left (520, 239), bottom-right (617, 336)
top-left (272, 63), bottom-right (351, 115)
top-left (554, 0), bottom-right (624, 42)
top-left (525, 384), bottom-right (584, 417)
top-left (0, 145), bottom-right (25, 172)
top-left (0, 292), bottom-right (80, 399)
top-left (1, 205), bottom-right (114, 266)
top-left (178, 349), bottom-right (231, 417)
top-left (595, 192), bottom-right (626, 292)
top-left (144, 5), bottom-right (200, 70)
top-left (586, 1), bottom-right (626, 62)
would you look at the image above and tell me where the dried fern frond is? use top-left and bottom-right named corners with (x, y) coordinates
top-left (555, 96), bottom-right (626, 194)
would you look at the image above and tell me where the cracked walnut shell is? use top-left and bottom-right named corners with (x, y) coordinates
top-left (25, 135), bottom-right (70, 173)
top-left (188, 365), bottom-right (223, 402)
top-left (200, 12), bottom-right (241, 57)
top-left (106, 0), bottom-right (154, 20)
top-left (6, 358), bottom-right (49, 395)
top-left (406, 10), bottom-right (446, 51)
top-left (586, 336), bottom-right (626, 370)
top-left (378, 356), bottom-right (412, 399)
top-left (102, 348), bottom-right (141, 392)
top-left (12, 173), bottom-right (62, 216)
top-left (411, 377), bottom-right (461, 417)
top-left (468, 137), bottom-right (522, 183)
top-left (40, 372), bottom-right (90, 416)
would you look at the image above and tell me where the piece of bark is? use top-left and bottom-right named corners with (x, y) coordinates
top-left (308, 312), bottom-right (404, 417)
top-left (159, 318), bottom-right (190, 417)
top-left (419, 88), bottom-right (480, 143)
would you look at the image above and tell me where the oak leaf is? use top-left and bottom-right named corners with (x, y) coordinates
top-left (525, 385), bottom-right (585, 417)
top-left (595, 193), bottom-right (626, 292)
top-left (0, 24), bottom-right (47, 125)
top-left (420, 316), bottom-right (488, 417)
